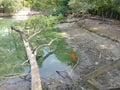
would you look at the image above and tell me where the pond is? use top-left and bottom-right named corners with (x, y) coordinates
top-left (0, 18), bottom-right (77, 80)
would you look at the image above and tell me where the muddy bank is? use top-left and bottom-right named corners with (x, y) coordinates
top-left (58, 18), bottom-right (120, 89)
top-left (0, 78), bottom-right (31, 90)
top-left (77, 18), bottom-right (120, 42)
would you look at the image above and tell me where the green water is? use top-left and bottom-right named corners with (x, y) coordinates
top-left (0, 18), bottom-right (76, 80)
top-left (0, 18), bottom-right (27, 78)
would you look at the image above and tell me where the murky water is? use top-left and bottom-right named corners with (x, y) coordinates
top-left (24, 47), bottom-right (74, 79)
top-left (0, 18), bottom-right (76, 80)
top-left (40, 47), bottom-right (73, 79)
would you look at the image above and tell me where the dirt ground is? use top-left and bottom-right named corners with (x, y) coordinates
top-left (58, 18), bottom-right (120, 90)
top-left (0, 18), bottom-right (120, 90)
top-left (0, 78), bottom-right (31, 90)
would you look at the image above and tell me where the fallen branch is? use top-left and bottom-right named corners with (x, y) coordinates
top-left (56, 70), bottom-right (72, 81)
top-left (84, 58), bottom-right (120, 80)
top-left (84, 58), bottom-right (120, 90)
top-left (21, 59), bottom-right (29, 65)
top-left (70, 57), bottom-right (80, 75)
top-left (0, 73), bottom-right (30, 79)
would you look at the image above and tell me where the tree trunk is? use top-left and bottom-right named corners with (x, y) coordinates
top-left (11, 26), bottom-right (42, 90)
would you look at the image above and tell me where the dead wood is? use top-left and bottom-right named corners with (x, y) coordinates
top-left (87, 79), bottom-right (107, 90)
top-left (11, 26), bottom-right (42, 90)
top-left (84, 58), bottom-right (120, 80)
top-left (28, 29), bottom-right (43, 40)
top-left (0, 73), bottom-right (30, 79)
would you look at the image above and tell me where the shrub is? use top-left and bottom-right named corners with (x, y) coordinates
top-left (68, 0), bottom-right (91, 15)
top-left (53, 0), bottom-right (70, 16)
top-left (1, 0), bottom-right (24, 13)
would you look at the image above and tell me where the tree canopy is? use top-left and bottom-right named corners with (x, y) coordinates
top-left (0, 0), bottom-right (120, 19)
top-left (0, 0), bottom-right (25, 13)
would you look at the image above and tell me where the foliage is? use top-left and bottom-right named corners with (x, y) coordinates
top-left (0, 0), bottom-right (120, 19)
top-left (0, 19), bottom-right (26, 77)
top-left (56, 14), bottom-right (66, 22)
top-left (68, 0), bottom-right (120, 19)
top-left (90, 0), bottom-right (120, 19)
top-left (53, 0), bottom-right (70, 15)
top-left (25, 15), bottom-right (58, 29)
top-left (24, 15), bottom-right (73, 64)
top-left (25, 0), bottom-right (70, 15)
top-left (25, 0), bottom-right (58, 14)
top-left (55, 38), bottom-right (77, 66)
top-left (0, 0), bottom-right (24, 13)
top-left (0, 6), bottom-right (74, 79)
top-left (53, 6), bottom-right (69, 16)
top-left (14, 15), bottom-right (75, 66)
top-left (68, 0), bottom-right (91, 14)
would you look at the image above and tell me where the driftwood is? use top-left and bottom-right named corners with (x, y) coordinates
top-left (0, 73), bottom-right (30, 79)
top-left (84, 58), bottom-right (120, 90)
top-left (84, 58), bottom-right (120, 80)
top-left (11, 26), bottom-right (42, 90)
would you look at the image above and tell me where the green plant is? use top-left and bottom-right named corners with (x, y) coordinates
top-left (1, 0), bottom-right (24, 14)
top-left (53, 6), bottom-right (69, 15)
top-left (68, 0), bottom-right (91, 15)
top-left (52, 0), bottom-right (70, 15)
top-left (13, 15), bottom-right (75, 67)
top-left (90, 0), bottom-right (120, 19)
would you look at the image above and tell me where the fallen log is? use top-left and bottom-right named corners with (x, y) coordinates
top-left (11, 26), bottom-right (42, 90)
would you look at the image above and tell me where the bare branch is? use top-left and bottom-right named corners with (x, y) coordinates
top-left (28, 29), bottom-right (43, 40)
top-left (34, 38), bottom-right (57, 56)
top-left (84, 58), bottom-right (120, 80)
top-left (21, 59), bottom-right (29, 65)
top-left (11, 26), bottom-right (25, 34)
top-left (0, 73), bottom-right (30, 79)
top-left (11, 26), bottom-right (28, 41)
top-left (56, 70), bottom-right (73, 81)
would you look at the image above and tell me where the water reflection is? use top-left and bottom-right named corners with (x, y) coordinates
top-left (40, 53), bottom-right (72, 79)
top-left (43, 47), bottom-right (72, 74)
top-left (0, 18), bottom-right (26, 78)
top-left (24, 47), bottom-right (73, 79)
top-left (0, 18), bottom-right (76, 80)
top-left (1, 27), bottom-right (9, 37)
